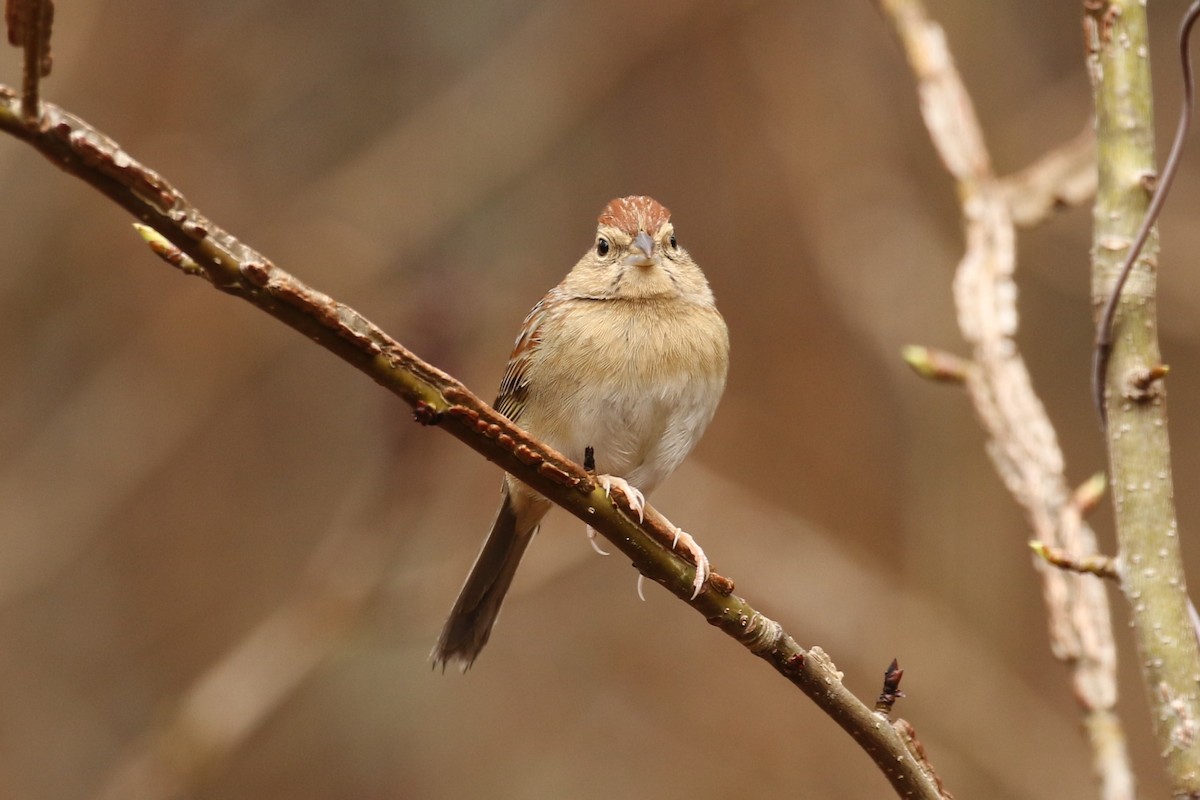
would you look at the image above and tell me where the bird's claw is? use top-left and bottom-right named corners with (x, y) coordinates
top-left (671, 525), bottom-right (710, 599)
top-left (597, 475), bottom-right (645, 522)
top-left (629, 526), bottom-right (709, 601)
top-left (597, 475), bottom-right (707, 599)
top-left (585, 525), bottom-right (611, 556)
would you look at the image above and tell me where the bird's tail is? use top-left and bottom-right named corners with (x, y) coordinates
top-left (432, 489), bottom-right (545, 671)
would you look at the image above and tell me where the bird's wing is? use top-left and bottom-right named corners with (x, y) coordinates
top-left (493, 291), bottom-right (554, 423)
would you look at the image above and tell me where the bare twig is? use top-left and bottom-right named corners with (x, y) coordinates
top-left (0, 88), bottom-right (947, 800)
top-left (1070, 472), bottom-right (1108, 518)
top-left (1000, 125), bottom-right (1097, 227)
top-left (4, 0), bottom-right (52, 121)
top-left (878, 1), bottom-right (1133, 797)
top-left (1086, 1), bottom-right (1200, 792)
top-left (1091, 1), bottom-right (1200, 423)
top-left (874, 658), bottom-right (905, 716)
top-left (900, 344), bottom-right (971, 384)
top-left (1030, 540), bottom-right (1118, 581)
top-left (1029, 473), bottom-right (1117, 580)
top-left (893, 720), bottom-right (955, 800)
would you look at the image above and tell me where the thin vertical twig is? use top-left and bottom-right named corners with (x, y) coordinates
top-left (879, 1), bottom-right (1133, 797)
top-left (1086, 2), bottom-right (1200, 794)
top-left (4, 0), bottom-right (53, 121)
top-left (1094, 1), bottom-right (1195, 424)
top-left (1091, 2), bottom-right (1199, 422)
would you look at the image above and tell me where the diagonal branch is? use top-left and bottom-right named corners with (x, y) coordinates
top-left (0, 87), bottom-right (947, 799)
top-left (878, 1), bottom-right (1133, 798)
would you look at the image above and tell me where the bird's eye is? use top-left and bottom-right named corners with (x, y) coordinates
top-left (669, 235), bottom-right (678, 250)
top-left (596, 238), bottom-right (610, 257)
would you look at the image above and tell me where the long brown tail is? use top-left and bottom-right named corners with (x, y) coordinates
top-left (432, 489), bottom-right (544, 671)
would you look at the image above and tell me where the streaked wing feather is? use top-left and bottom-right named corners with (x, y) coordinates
top-left (493, 295), bottom-right (550, 422)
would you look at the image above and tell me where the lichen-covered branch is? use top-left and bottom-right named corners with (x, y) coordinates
top-left (1085, 2), bottom-right (1200, 794)
top-left (0, 87), bottom-right (948, 799)
top-left (878, 1), bottom-right (1133, 797)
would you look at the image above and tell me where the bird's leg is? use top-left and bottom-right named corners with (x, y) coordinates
top-left (582, 446), bottom-right (610, 556)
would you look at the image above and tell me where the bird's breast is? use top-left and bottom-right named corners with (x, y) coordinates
top-left (522, 297), bottom-right (729, 490)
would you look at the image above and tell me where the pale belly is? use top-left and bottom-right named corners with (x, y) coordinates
top-left (546, 373), bottom-right (722, 492)
top-left (505, 296), bottom-right (728, 497)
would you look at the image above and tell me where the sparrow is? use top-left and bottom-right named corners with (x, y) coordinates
top-left (433, 196), bottom-right (729, 670)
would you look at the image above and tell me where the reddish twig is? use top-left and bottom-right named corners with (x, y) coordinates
top-left (875, 658), bottom-right (905, 716)
top-left (4, 0), bottom-right (53, 121)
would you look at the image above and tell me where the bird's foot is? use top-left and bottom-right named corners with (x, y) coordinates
top-left (597, 475), bottom-right (645, 522)
top-left (632, 529), bottom-right (708, 600)
top-left (596, 474), bottom-right (707, 598)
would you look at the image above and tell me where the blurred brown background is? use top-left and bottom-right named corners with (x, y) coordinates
top-left (3, 1), bottom-right (1200, 798)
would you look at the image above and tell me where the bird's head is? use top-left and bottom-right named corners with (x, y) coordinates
top-left (562, 196), bottom-right (714, 304)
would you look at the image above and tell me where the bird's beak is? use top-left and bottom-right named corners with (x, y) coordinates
top-left (624, 230), bottom-right (656, 267)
